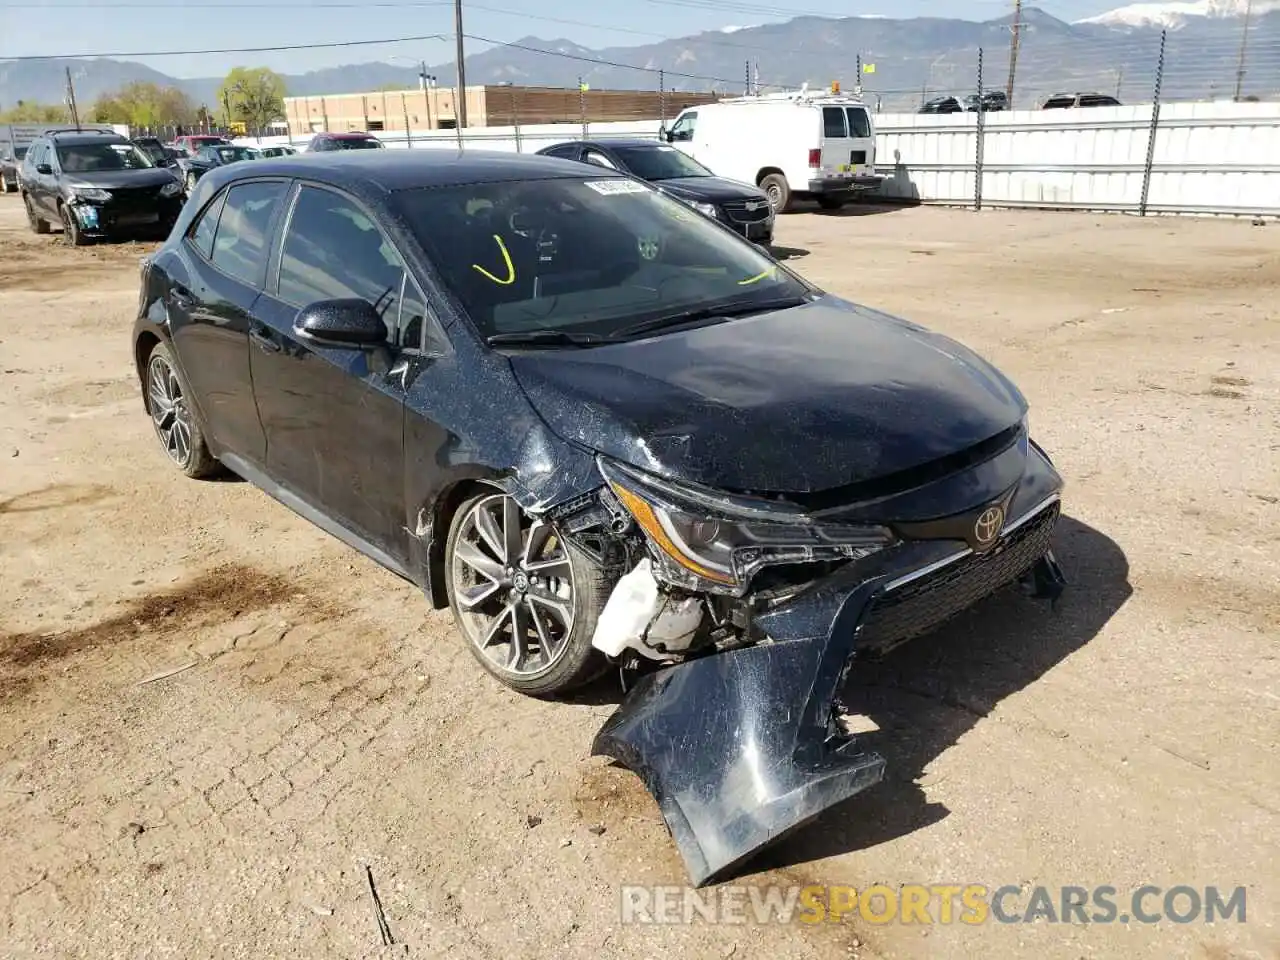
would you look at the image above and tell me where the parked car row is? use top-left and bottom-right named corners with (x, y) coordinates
top-left (920, 90), bottom-right (1122, 113)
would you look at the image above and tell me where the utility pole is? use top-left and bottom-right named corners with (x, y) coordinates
top-left (745, 60), bottom-right (750, 95)
top-left (65, 66), bottom-right (81, 131)
top-left (454, 0), bottom-right (468, 128)
top-left (1233, 0), bottom-right (1254, 101)
top-left (1006, 0), bottom-right (1023, 107)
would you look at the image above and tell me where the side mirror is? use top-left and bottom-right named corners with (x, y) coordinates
top-left (294, 299), bottom-right (387, 348)
top-left (663, 130), bottom-right (674, 143)
top-left (36, 163), bottom-right (53, 175)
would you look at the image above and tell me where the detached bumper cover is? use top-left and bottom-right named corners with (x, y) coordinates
top-left (592, 580), bottom-right (887, 887)
top-left (592, 475), bottom-right (1064, 885)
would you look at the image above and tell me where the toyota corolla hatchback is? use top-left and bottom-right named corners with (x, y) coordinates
top-left (133, 150), bottom-right (1066, 883)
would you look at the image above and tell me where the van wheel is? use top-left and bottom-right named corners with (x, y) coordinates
top-left (817, 196), bottom-right (846, 211)
top-left (759, 174), bottom-right (791, 214)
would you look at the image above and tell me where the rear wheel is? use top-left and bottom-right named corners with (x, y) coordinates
top-left (24, 194), bottom-right (50, 235)
top-left (817, 196), bottom-right (846, 211)
top-left (759, 173), bottom-right (791, 214)
top-left (445, 491), bottom-right (610, 697)
top-left (145, 341), bottom-right (220, 479)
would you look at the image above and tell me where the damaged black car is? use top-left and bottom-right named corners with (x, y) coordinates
top-left (132, 150), bottom-right (1066, 886)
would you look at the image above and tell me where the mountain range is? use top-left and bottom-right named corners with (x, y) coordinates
top-left (1, 3), bottom-right (1276, 115)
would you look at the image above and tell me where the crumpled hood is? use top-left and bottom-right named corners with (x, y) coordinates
top-left (509, 296), bottom-right (1027, 493)
top-left (65, 168), bottom-right (179, 190)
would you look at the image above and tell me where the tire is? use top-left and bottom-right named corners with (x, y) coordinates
top-left (144, 341), bottom-right (220, 479)
top-left (1, 178), bottom-right (12, 195)
top-left (185, 172), bottom-right (198, 195)
top-left (59, 204), bottom-right (90, 246)
top-left (817, 196), bottom-right (846, 211)
top-left (445, 490), bottom-right (610, 697)
top-left (24, 194), bottom-right (50, 235)
top-left (759, 173), bottom-right (791, 214)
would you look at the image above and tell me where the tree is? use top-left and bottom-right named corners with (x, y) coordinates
top-left (88, 82), bottom-right (196, 128)
top-left (0, 100), bottom-right (70, 123)
top-left (217, 67), bottom-right (286, 131)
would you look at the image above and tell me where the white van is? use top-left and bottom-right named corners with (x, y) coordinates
top-left (660, 89), bottom-right (884, 213)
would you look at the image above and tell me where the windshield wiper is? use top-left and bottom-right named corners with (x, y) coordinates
top-left (614, 295), bottom-right (810, 340)
top-left (485, 329), bottom-right (608, 348)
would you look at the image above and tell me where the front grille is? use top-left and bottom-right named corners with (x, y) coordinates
top-left (721, 199), bottom-right (772, 224)
top-left (857, 500), bottom-right (1060, 652)
top-left (106, 185), bottom-right (166, 215)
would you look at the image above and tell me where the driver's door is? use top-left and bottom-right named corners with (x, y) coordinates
top-left (248, 181), bottom-right (414, 562)
top-left (666, 111), bottom-right (698, 159)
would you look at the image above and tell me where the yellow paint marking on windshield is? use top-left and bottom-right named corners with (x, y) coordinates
top-left (738, 265), bottom-right (777, 285)
top-left (472, 234), bottom-right (516, 285)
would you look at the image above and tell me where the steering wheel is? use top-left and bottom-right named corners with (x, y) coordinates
top-left (507, 205), bottom-right (560, 267)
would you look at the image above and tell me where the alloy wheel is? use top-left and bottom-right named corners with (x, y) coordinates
top-left (451, 493), bottom-right (577, 677)
top-left (765, 183), bottom-right (782, 209)
top-left (147, 353), bottom-right (194, 467)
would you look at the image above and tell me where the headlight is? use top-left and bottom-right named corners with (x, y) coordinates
top-left (72, 187), bottom-right (111, 203)
top-left (159, 180), bottom-right (182, 198)
top-left (690, 201), bottom-right (719, 219)
top-left (598, 457), bottom-right (893, 596)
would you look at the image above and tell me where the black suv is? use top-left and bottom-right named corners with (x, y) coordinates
top-left (536, 139), bottom-right (774, 245)
top-left (21, 130), bottom-right (184, 245)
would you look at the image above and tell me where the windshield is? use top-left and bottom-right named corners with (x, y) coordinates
top-left (612, 145), bottom-right (714, 181)
top-left (14, 146), bottom-right (28, 160)
top-left (336, 138), bottom-right (383, 150)
top-left (210, 146), bottom-right (261, 163)
top-left (56, 141), bottom-right (154, 172)
top-left (395, 176), bottom-right (810, 342)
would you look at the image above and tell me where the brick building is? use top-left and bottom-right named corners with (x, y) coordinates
top-left (282, 84), bottom-right (720, 137)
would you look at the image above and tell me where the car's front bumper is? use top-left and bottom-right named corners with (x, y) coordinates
top-left (593, 443), bottom-right (1065, 885)
top-left (69, 196), bottom-right (184, 236)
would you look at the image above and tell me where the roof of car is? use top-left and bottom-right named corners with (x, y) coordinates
top-left (314, 131), bottom-right (381, 139)
top-left (46, 131), bottom-right (129, 144)
top-left (207, 148), bottom-right (607, 193)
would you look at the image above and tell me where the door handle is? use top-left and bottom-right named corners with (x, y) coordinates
top-left (249, 326), bottom-right (282, 353)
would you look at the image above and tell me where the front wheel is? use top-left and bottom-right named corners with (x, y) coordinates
top-left (60, 204), bottom-right (90, 246)
top-left (445, 491), bottom-right (610, 697)
top-left (184, 171), bottom-right (198, 194)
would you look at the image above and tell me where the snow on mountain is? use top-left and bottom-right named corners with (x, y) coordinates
top-left (1077, 0), bottom-right (1280, 30)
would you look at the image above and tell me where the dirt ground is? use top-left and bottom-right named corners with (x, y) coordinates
top-left (0, 196), bottom-right (1277, 960)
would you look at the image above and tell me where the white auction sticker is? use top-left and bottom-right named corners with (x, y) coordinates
top-left (584, 179), bottom-right (649, 195)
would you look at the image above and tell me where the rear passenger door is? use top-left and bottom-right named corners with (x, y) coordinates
top-left (248, 182), bottom-right (415, 563)
top-left (168, 179), bottom-right (288, 464)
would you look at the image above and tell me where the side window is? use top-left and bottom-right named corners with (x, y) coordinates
top-left (845, 107), bottom-right (872, 138)
top-left (545, 144), bottom-right (580, 160)
top-left (822, 107), bottom-right (847, 138)
top-left (582, 149), bottom-right (617, 169)
top-left (669, 112), bottom-right (696, 142)
top-left (210, 180), bottom-right (288, 287)
top-left (188, 190), bottom-right (227, 260)
top-left (398, 276), bottom-right (433, 351)
top-left (278, 185), bottom-right (406, 340)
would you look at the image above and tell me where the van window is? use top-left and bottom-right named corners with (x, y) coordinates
top-left (845, 107), bottom-right (872, 138)
top-left (822, 107), bottom-right (847, 138)
top-left (668, 112), bottom-right (697, 142)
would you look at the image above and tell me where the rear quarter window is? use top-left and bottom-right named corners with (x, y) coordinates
top-left (822, 107), bottom-right (847, 138)
top-left (845, 107), bottom-right (872, 138)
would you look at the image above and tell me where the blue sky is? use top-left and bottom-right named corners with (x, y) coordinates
top-left (5, 0), bottom-right (1121, 78)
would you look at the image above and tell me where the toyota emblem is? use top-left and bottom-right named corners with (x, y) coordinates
top-left (973, 506), bottom-right (1005, 547)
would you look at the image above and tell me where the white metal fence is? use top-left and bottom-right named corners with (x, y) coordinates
top-left (234, 101), bottom-right (1280, 218)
